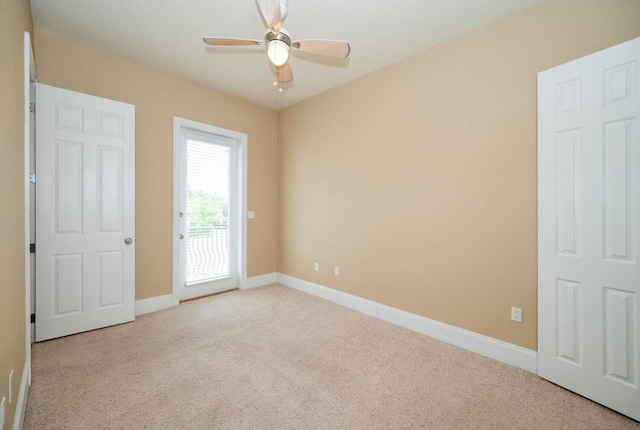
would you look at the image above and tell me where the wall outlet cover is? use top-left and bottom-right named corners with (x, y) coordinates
top-left (511, 307), bottom-right (522, 323)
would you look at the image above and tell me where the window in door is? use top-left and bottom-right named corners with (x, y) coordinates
top-left (186, 138), bottom-right (232, 283)
top-left (176, 121), bottom-right (245, 301)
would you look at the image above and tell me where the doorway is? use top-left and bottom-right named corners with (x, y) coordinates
top-left (173, 117), bottom-right (247, 302)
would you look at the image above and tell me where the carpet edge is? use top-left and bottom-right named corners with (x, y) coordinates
top-left (276, 273), bottom-right (538, 373)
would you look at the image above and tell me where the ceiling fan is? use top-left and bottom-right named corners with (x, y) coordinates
top-left (203, 0), bottom-right (351, 89)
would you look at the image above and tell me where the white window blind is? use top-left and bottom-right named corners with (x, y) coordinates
top-left (185, 133), bottom-right (231, 283)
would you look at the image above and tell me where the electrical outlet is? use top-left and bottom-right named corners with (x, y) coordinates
top-left (314, 262), bottom-right (319, 271)
top-left (334, 266), bottom-right (340, 276)
top-left (511, 307), bottom-right (522, 322)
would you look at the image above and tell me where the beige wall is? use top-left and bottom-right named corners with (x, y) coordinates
top-left (0, 0), bottom-right (32, 427)
top-left (34, 29), bottom-right (278, 300)
top-left (3, 3), bottom-right (637, 404)
top-left (278, 0), bottom-right (640, 350)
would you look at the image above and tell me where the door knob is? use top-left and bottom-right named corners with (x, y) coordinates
top-left (124, 237), bottom-right (133, 245)
top-left (179, 234), bottom-right (184, 239)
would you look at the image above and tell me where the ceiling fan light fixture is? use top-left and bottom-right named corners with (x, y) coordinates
top-left (203, 2), bottom-right (350, 86)
top-left (267, 39), bottom-right (289, 66)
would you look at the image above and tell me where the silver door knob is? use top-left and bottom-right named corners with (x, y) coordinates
top-left (179, 234), bottom-right (184, 239)
top-left (124, 238), bottom-right (133, 245)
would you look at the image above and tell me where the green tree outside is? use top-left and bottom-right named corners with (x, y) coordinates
top-left (187, 189), bottom-right (228, 236)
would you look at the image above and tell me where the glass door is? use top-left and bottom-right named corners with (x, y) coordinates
top-left (179, 129), bottom-right (238, 300)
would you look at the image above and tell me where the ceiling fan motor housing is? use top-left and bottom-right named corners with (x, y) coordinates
top-left (265, 27), bottom-right (291, 46)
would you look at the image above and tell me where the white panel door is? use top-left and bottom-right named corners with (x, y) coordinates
top-left (538, 37), bottom-right (640, 421)
top-left (35, 84), bottom-right (135, 341)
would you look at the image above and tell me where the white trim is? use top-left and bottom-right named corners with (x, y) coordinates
top-left (135, 294), bottom-right (175, 316)
top-left (238, 137), bottom-right (248, 290)
top-left (12, 361), bottom-right (29, 430)
top-left (23, 31), bottom-right (35, 391)
top-left (276, 273), bottom-right (538, 373)
top-left (172, 117), bottom-right (248, 304)
top-left (242, 272), bottom-right (278, 290)
top-left (24, 33), bottom-right (30, 350)
top-left (172, 119), bottom-right (181, 307)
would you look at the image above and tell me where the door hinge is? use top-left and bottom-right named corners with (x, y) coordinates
top-left (30, 243), bottom-right (35, 253)
top-left (29, 173), bottom-right (36, 184)
top-left (29, 102), bottom-right (35, 113)
top-left (30, 313), bottom-right (35, 324)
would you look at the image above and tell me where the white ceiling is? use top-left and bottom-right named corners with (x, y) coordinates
top-left (30, 0), bottom-right (542, 110)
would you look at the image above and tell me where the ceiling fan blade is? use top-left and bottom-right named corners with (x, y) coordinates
top-left (292, 40), bottom-right (351, 59)
top-left (256, 0), bottom-right (282, 31)
top-left (277, 61), bottom-right (293, 83)
top-left (203, 37), bottom-right (264, 46)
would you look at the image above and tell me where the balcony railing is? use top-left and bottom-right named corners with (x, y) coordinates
top-left (186, 225), bottom-right (230, 283)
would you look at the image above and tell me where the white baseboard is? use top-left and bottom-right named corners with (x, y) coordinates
top-left (135, 294), bottom-right (175, 316)
top-left (242, 272), bottom-right (278, 290)
top-left (12, 361), bottom-right (29, 430)
top-left (276, 273), bottom-right (537, 373)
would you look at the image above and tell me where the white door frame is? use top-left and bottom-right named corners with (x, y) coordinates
top-left (23, 29), bottom-right (36, 388)
top-left (172, 117), bottom-right (247, 306)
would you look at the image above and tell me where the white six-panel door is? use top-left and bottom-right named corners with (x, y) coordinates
top-left (538, 37), bottom-right (640, 421)
top-left (35, 84), bottom-right (135, 341)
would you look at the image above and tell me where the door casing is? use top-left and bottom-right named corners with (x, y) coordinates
top-left (172, 117), bottom-right (248, 305)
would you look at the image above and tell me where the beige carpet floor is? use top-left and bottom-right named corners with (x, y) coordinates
top-left (25, 284), bottom-right (639, 429)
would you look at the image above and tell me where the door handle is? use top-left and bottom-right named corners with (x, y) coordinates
top-left (124, 237), bottom-right (133, 245)
top-left (180, 234), bottom-right (184, 239)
